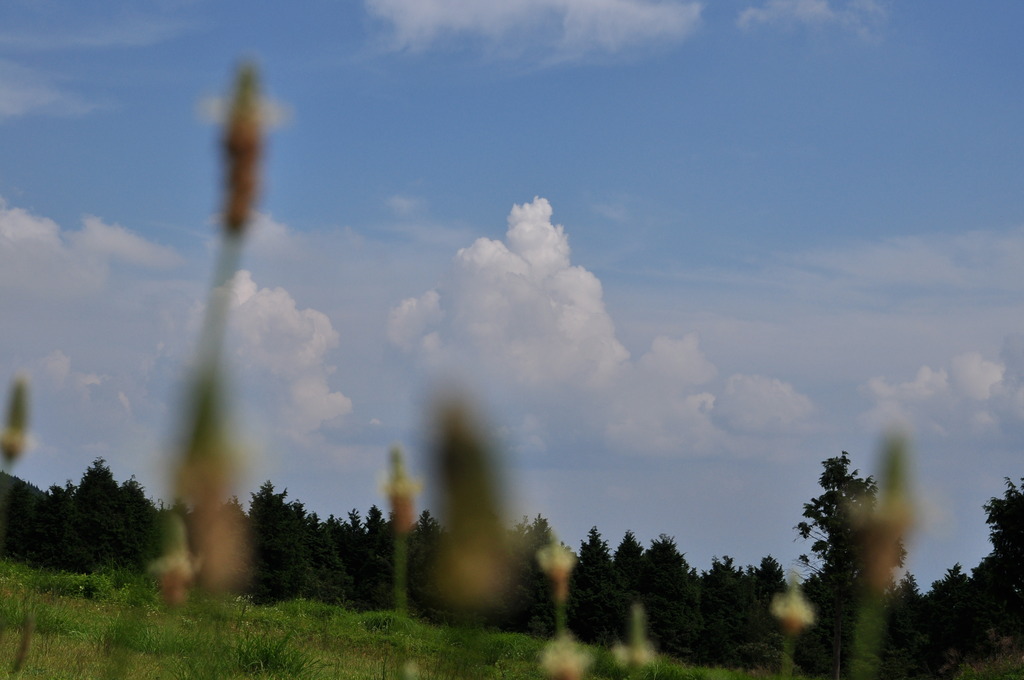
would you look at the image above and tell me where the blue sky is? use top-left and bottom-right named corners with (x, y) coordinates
top-left (2, 0), bottom-right (1024, 588)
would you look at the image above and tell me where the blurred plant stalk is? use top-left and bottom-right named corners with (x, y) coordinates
top-left (537, 537), bottom-right (576, 636)
top-left (383, 445), bottom-right (421, 617)
top-left (851, 434), bottom-right (914, 680)
top-left (158, 62), bottom-right (265, 605)
top-left (431, 400), bottom-right (512, 615)
top-left (1, 376), bottom-right (28, 466)
top-left (772, 572), bottom-right (815, 677)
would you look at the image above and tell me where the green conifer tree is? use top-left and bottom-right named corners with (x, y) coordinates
top-left (73, 458), bottom-right (126, 570)
top-left (698, 556), bottom-right (750, 666)
top-left (569, 526), bottom-right (623, 644)
top-left (248, 481), bottom-right (310, 603)
top-left (639, 534), bottom-right (701, 660)
top-left (613, 530), bottom-right (644, 605)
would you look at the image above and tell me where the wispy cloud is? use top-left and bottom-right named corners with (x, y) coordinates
top-left (0, 14), bottom-right (195, 51)
top-left (779, 228), bottom-right (1024, 298)
top-left (737, 0), bottom-right (886, 38)
top-left (365, 0), bottom-right (702, 59)
top-left (0, 60), bottom-right (94, 121)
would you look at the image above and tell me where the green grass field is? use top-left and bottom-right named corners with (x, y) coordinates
top-left (0, 559), bottom-right (804, 680)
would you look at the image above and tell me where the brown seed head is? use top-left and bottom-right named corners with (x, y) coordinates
top-left (431, 400), bottom-right (511, 612)
top-left (859, 434), bottom-right (914, 593)
top-left (222, 63), bottom-right (262, 235)
top-left (382, 446), bottom-right (422, 535)
top-left (1, 375), bottom-right (29, 464)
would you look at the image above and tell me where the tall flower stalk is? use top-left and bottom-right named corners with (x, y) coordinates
top-left (383, 446), bottom-right (421, 616)
top-left (772, 571), bottom-right (815, 677)
top-left (157, 62), bottom-right (265, 605)
top-left (850, 434), bottom-right (914, 680)
top-left (431, 401), bottom-right (511, 614)
top-left (537, 537), bottom-right (576, 636)
top-left (1, 376), bottom-right (28, 466)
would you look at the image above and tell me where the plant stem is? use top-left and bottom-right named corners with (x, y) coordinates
top-left (782, 634), bottom-right (796, 678)
top-left (394, 530), bottom-right (408, 617)
top-left (850, 591), bottom-right (886, 680)
top-left (555, 600), bottom-right (567, 637)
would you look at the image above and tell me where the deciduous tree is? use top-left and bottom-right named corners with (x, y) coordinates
top-left (796, 451), bottom-right (877, 680)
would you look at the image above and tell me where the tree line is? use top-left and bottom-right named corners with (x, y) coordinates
top-left (1, 456), bottom-right (1022, 678)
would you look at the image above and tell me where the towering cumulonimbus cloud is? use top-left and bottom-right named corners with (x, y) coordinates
top-left (389, 197), bottom-right (814, 457)
top-left (391, 197), bottom-right (629, 388)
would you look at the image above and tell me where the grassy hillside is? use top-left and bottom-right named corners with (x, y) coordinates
top-left (0, 559), bottom-right (797, 680)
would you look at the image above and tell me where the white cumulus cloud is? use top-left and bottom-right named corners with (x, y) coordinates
top-left (70, 216), bottom-right (182, 268)
top-left (714, 374), bottom-right (815, 433)
top-left (387, 290), bottom-right (443, 352)
top-left (228, 270), bottom-right (352, 438)
top-left (860, 338), bottom-right (1024, 437)
top-left (392, 196), bottom-right (630, 387)
top-left (389, 197), bottom-right (814, 457)
top-left (0, 198), bottom-right (180, 296)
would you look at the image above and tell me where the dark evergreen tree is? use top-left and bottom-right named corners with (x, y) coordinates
top-left (1, 474), bottom-right (41, 560)
top-left (500, 515), bottom-right (555, 635)
top-left (638, 534), bottom-right (701, 660)
top-left (698, 556), bottom-right (751, 667)
top-left (189, 495), bottom-right (252, 592)
top-left (118, 476), bottom-right (159, 569)
top-left (878, 574), bottom-right (928, 680)
top-left (920, 564), bottom-right (980, 674)
top-left (357, 504), bottom-right (393, 610)
top-left (30, 482), bottom-right (82, 571)
top-left (301, 510), bottom-right (351, 604)
top-left (331, 506), bottom-right (392, 610)
top-left (751, 555), bottom-right (786, 603)
top-left (407, 510), bottom-right (442, 619)
top-left (613, 530), bottom-right (644, 605)
top-left (248, 482), bottom-right (310, 603)
top-left (569, 527), bottom-right (623, 644)
top-left (738, 556), bottom-right (786, 671)
top-left (73, 458), bottom-right (126, 571)
top-left (797, 451), bottom-right (877, 680)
